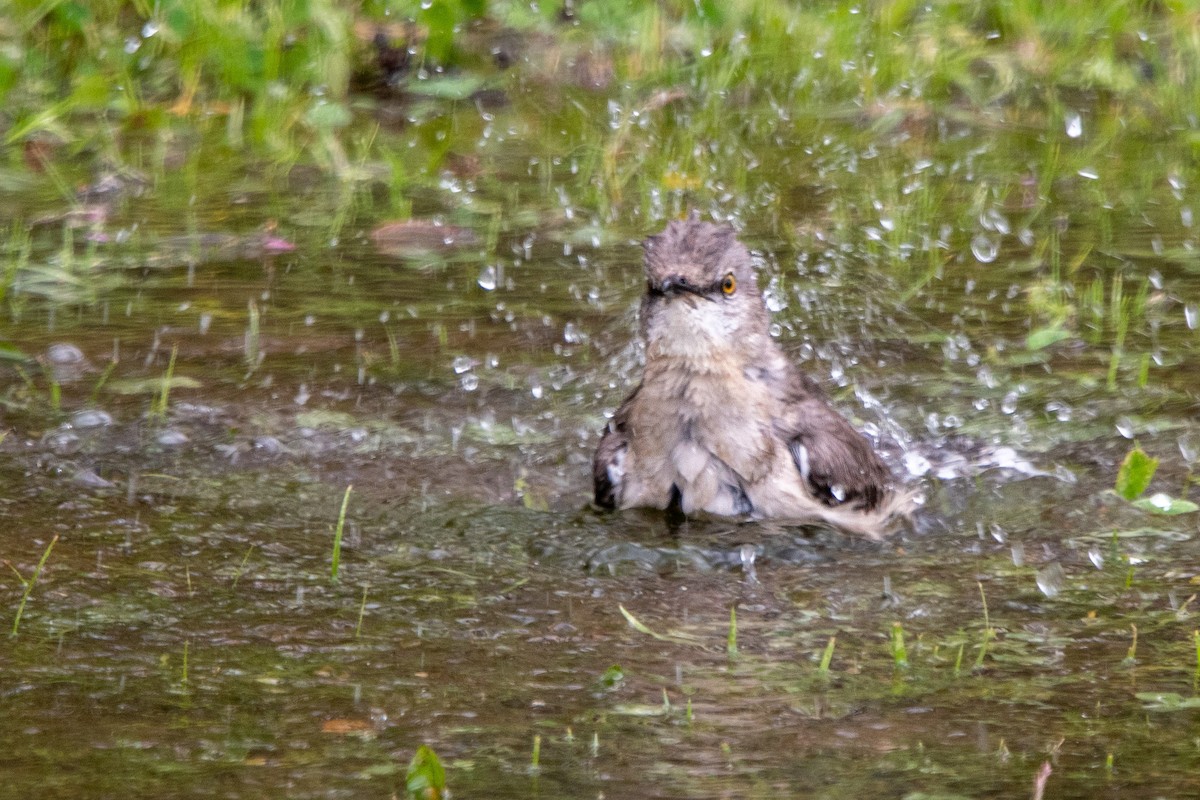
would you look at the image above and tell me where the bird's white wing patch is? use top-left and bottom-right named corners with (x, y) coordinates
top-left (789, 441), bottom-right (810, 480)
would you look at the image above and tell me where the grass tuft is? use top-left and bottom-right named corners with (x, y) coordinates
top-left (7, 534), bottom-right (59, 637)
top-left (331, 484), bottom-right (353, 583)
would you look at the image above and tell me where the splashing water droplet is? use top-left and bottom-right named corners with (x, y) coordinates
top-left (1088, 547), bottom-right (1104, 569)
top-left (970, 233), bottom-right (1000, 263)
top-left (477, 265), bottom-right (497, 291)
top-left (563, 322), bottom-right (585, 344)
top-left (1001, 391), bottom-right (1018, 414)
top-left (1065, 112), bottom-right (1082, 138)
top-left (1185, 304), bottom-right (1198, 329)
top-left (1148, 492), bottom-right (1173, 511)
top-left (739, 544), bottom-right (758, 583)
top-left (452, 356), bottom-right (475, 374)
top-left (903, 452), bottom-right (931, 477)
top-left (1115, 417), bottom-right (1135, 438)
top-left (1178, 433), bottom-right (1199, 464)
top-left (1036, 562), bottom-right (1066, 598)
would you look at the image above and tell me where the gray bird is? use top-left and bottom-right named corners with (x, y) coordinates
top-left (593, 218), bottom-right (912, 537)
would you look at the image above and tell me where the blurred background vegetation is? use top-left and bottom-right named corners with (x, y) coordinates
top-left (4, 0), bottom-right (1197, 178)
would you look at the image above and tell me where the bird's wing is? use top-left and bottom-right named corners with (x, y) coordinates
top-left (777, 373), bottom-right (891, 511)
top-left (593, 388), bottom-right (636, 509)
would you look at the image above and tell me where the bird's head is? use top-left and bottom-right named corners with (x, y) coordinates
top-left (640, 218), bottom-right (768, 357)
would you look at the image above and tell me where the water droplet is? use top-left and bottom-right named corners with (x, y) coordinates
top-left (1115, 416), bottom-right (1135, 438)
top-left (1065, 112), bottom-right (1082, 138)
top-left (902, 452), bottom-right (931, 477)
top-left (1046, 401), bottom-right (1072, 422)
top-left (452, 356), bottom-right (475, 374)
top-left (1077, 167), bottom-right (1099, 180)
top-left (1088, 547), bottom-right (1104, 569)
top-left (739, 544), bottom-right (758, 583)
top-left (156, 429), bottom-right (189, 446)
top-left (1036, 563), bottom-right (1066, 598)
top-left (1178, 433), bottom-right (1199, 464)
top-left (460, 373), bottom-right (479, 391)
top-left (1188, 305), bottom-right (1200, 330)
top-left (531, 384), bottom-right (544, 399)
top-left (970, 233), bottom-right (1000, 263)
top-left (71, 410), bottom-right (113, 428)
top-left (477, 265), bottom-right (497, 291)
top-left (563, 322), bottom-right (585, 344)
top-left (1010, 542), bottom-right (1025, 566)
top-left (124, 36), bottom-right (141, 54)
top-left (1001, 391), bottom-right (1018, 414)
top-left (1148, 492), bottom-right (1173, 511)
top-left (142, 21), bottom-right (159, 38)
top-left (47, 343), bottom-right (84, 365)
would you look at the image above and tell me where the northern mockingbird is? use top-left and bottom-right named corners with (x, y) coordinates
top-left (593, 218), bottom-right (910, 537)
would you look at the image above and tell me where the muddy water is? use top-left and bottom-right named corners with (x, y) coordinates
top-left (4, 85), bottom-right (1200, 797)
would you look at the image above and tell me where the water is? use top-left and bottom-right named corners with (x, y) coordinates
top-left (4, 36), bottom-right (1200, 800)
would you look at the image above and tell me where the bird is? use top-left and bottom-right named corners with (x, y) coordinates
top-left (593, 217), bottom-right (912, 538)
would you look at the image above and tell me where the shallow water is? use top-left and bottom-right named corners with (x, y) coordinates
top-left (4, 34), bottom-right (1200, 800)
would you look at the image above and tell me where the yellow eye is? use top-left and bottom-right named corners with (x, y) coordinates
top-left (721, 273), bottom-right (736, 295)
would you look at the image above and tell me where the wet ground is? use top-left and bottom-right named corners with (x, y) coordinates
top-left (5, 28), bottom-right (1200, 800)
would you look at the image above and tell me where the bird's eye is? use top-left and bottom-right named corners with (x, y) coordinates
top-left (721, 273), bottom-right (736, 296)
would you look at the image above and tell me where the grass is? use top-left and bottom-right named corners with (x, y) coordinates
top-left (331, 484), bottom-right (352, 583)
top-left (148, 345), bottom-right (178, 423)
top-left (7, 534), bottom-right (59, 637)
top-left (355, 583), bottom-right (369, 638)
top-left (817, 635), bottom-right (837, 677)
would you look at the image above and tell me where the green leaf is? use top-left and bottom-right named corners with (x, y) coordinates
top-left (598, 664), bottom-right (624, 688)
top-left (1136, 692), bottom-right (1200, 711)
top-left (1131, 494), bottom-right (1199, 516)
top-left (1115, 446), bottom-right (1158, 500)
top-left (304, 101), bottom-right (352, 132)
top-left (1026, 326), bottom-right (1072, 350)
top-left (408, 75), bottom-right (487, 101)
top-left (419, 2), bottom-right (457, 64)
top-left (406, 745), bottom-right (446, 799)
top-left (0, 342), bottom-right (30, 362)
top-left (106, 376), bottom-right (201, 395)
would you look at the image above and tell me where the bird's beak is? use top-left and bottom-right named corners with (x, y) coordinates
top-left (654, 276), bottom-right (711, 302)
